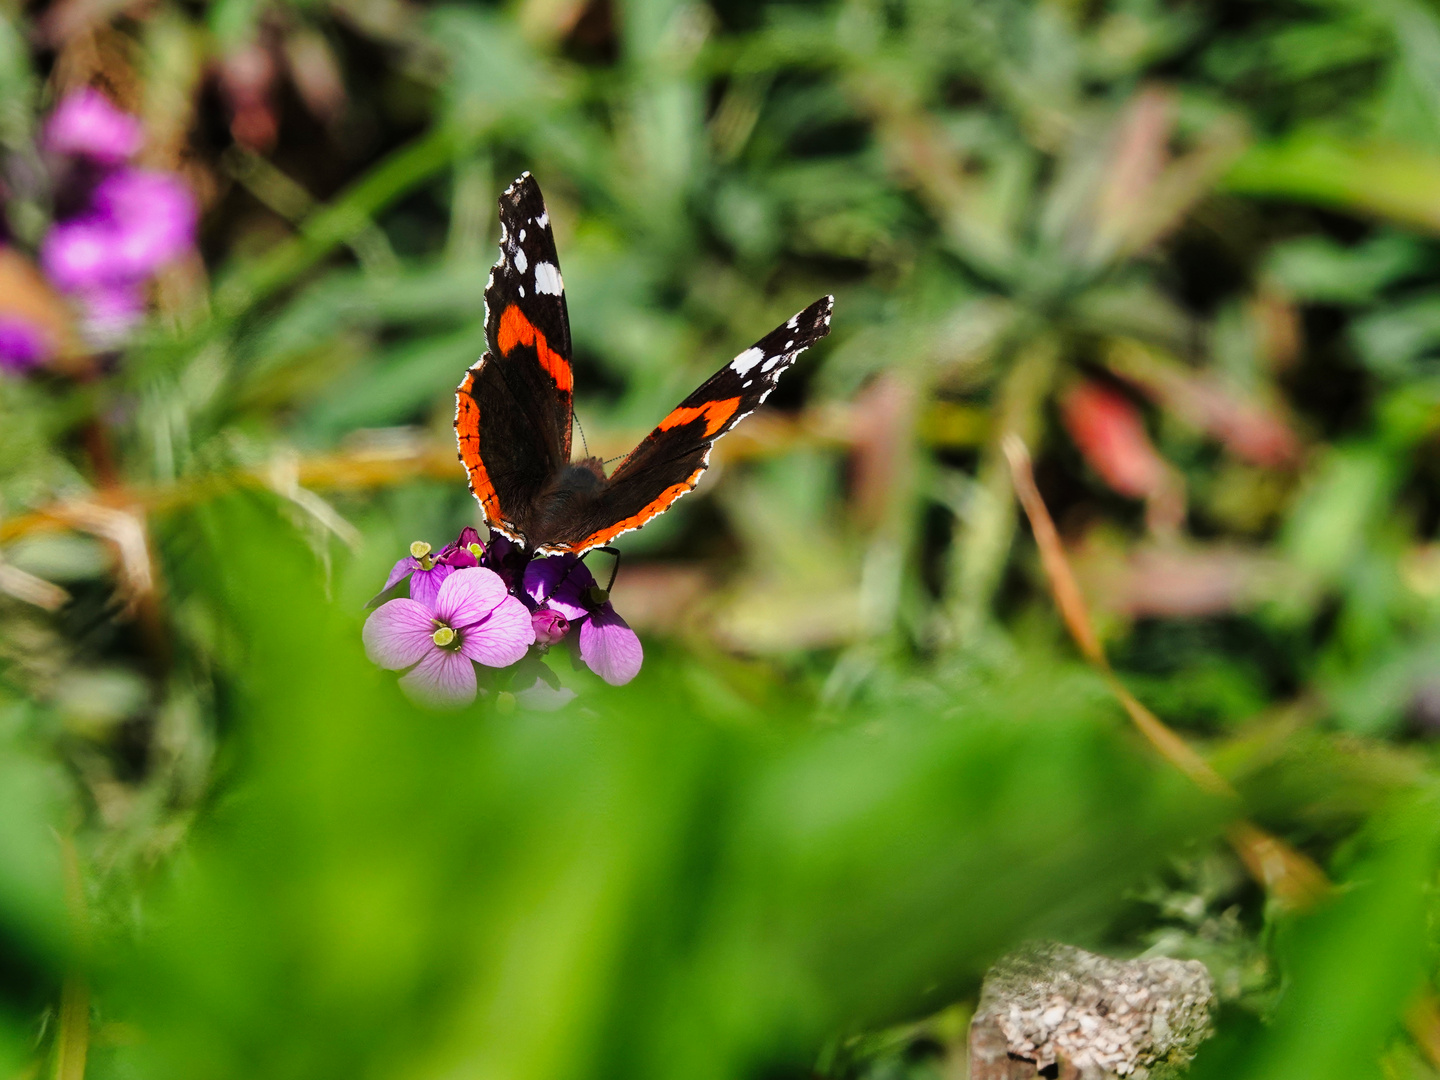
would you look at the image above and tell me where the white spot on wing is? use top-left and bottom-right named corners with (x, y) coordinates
top-left (519, 285), bottom-right (525, 297)
top-left (762, 352), bottom-right (788, 372)
top-left (537, 210), bottom-right (548, 228)
top-left (787, 315), bottom-right (799, 329)
top-left (534, 261), bottom-right (564, 295)
top-left (731, 347), bottom-right (765, 375)
top-left (519, 228), bottom-right (526, 242)
top-left (513, 247), bottom-right (528, 274)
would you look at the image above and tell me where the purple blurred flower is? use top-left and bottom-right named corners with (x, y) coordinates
top-left (75, 283), bottom-right (145, 349)
top-left (43, 170), bottom-right (196, 295)
top-left (43, 88), bottom-right (143, 165)
top-left (524, 557), bottom-right (643, 686)
top-left (364, 566), bottom-right (534, 708)
top-left (41, 217), bottom-right (112, 292)
top-left (531, 607), bottom-right (570, 646)
top-left (92, 170), bottom-right (197, 277)
top-left (0, 316), bottom-right (53, 373)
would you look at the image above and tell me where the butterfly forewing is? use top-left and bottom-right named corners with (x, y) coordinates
top-left (456, 173), bottom-right (576, 544)
top-left (532, 294), bottom-right (835, 554)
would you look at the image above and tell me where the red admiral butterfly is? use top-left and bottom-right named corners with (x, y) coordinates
top-left (455, 173), bottom-right (834, 556)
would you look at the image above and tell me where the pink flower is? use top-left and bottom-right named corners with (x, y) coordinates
top-left (42, 89), bottom-right (143, 165)
top-left (0, 316), bottom-right (53, 372)
top-left (524, 557), bottom-right (643, 686)
top-left (364, 566), bottom-right (535, 707)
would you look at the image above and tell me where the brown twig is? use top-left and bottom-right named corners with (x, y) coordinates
top-left (1002, 433), bottom-right (1329, 912)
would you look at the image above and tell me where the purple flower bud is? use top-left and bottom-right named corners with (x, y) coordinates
top-left (0, 316), bottom-right (53, 373)
top-left (437, 526), bottom-right (483, 568)
top-left (43, 89), bottom-right (143, 165)
top-left (531, 607), bottom-right (570, 646)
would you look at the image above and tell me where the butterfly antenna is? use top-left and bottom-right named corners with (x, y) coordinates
top-left (574, 415), bottom-right (591, 459)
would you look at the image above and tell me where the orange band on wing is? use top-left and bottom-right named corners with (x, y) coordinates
top-left (456, 370), bottom-right (504, 524)
top-left (658, 396), bottom-right (741, 438)
top-left (536, 467), bottom-right (705, 555)
top-left (497, 304), bottom-right (573, 392)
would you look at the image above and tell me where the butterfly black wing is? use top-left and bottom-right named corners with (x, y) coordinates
top-left (456, 173), bottom-right (574, 545)
top-left (532, 295), bottom-right (834, 555)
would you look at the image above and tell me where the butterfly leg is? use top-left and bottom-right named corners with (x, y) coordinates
top-left (581, 546), bottom-right (622, 593)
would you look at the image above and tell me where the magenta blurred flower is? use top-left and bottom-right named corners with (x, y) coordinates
top-left (40, 217), bottom-right (112, 292)
top-left (0, 316), bottom-right (53, 373)
top-left (524, 557), bottom-right (642, 686)
top-left (364, 566), bottom-right (534, 707)
top-left (92, 170), bottom-right (197, 277)
top-left (41, 169), bottom-right (196, 293)
top-left (531, 607), bottom-right (570, 646)
top-left (43, 88), bottom-right (143, 165)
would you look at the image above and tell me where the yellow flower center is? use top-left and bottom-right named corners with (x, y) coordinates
top-left (432, 626), bottom-right (456, 647)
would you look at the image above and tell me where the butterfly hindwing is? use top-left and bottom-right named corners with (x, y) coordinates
top-left (455, 173), bottom-right (575, 544)
top-left (533, 295), bottom-right (835, 555)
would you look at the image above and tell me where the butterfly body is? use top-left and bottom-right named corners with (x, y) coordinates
top-left (456, 173), bottom-right (834, 556)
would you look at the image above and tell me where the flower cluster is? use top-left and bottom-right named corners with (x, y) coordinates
top-left (364, 526), bottom-right (643, 708)
top-left (1, 89), bottom-right (198, 371)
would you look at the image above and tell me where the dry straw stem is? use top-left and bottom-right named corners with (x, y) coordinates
top-left (0, 398), bottom-right (938, 549)
top-left (1001, 434), bottom-right (1329, 914)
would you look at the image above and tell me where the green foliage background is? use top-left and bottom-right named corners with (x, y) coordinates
top-left (3, 0), bottom-right (1440, 1077)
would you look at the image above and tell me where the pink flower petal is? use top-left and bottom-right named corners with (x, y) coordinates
top-left (459, 594), bottom-right (535, 668)
top-left (398, 647), bottom-right (477, 708)
top-left (579, 606), bottom-right (643, 686)
top-left (409, 564), bottom-right (453, 609)
top-left (435, 566), bottom-right (507, 627)
top-left (362, 598), bottom-right (436, 670)
top-left (384, 556), bottom-right (418, 592)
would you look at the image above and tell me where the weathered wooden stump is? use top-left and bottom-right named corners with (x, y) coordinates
top-left (969, 943), bottom-right (1215, 1080)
